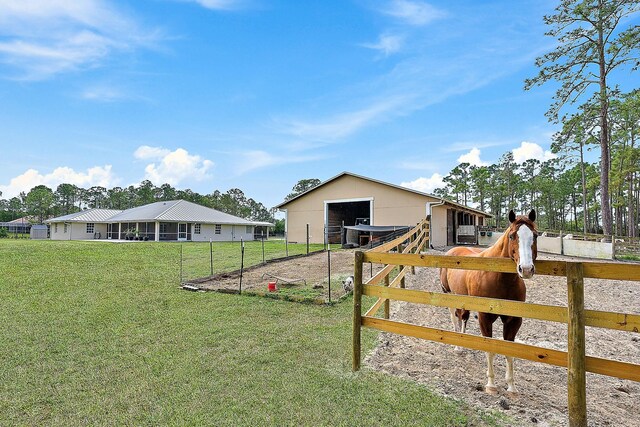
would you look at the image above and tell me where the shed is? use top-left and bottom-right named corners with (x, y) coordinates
top-left (30, 224), bottom-right (48, 239)
top-left (275, 172), bottom-right (491, 248)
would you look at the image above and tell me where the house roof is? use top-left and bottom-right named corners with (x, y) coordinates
top-left (46, 200), bottom-right (273, 226)
top-left (275, 171), bottom-right (492, 217)
top-left (109, 200), bottom-right (273, 226)
top-left (45, 209), bottom-right (123, 223)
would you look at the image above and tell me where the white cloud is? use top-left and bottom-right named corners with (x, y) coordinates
top-left (0, 0), bottom-right (160, 79)
top-left (361, 33), bottom-right (404, 56)
top-left (457, 147), bottom-right (488, 166)
top-left (512, 141), bottom-right (556, 164)
top-left (136, 146), bottom-right (214, 185)
top-left (0, 165), bottom-right (117, 198)
top-left (276, 94), bottom-right (413, 143)
top-left (379, 0), bottom-right (447, 26)
top-left (134, 145), bottom-right (171, 160)
top-left (235, 150), bottom-right (326, 175)
top-left (187, 0), bottom-right (247, 9)
top-left (401, 173), bottom-right (445, 193)
top-left (81, 85), bottom-right (132, 102)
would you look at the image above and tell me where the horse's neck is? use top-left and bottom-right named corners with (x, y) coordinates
top-left (482, 230), bottom-right (521, 284)
top-left (482, 232), bottom-right (510, 258)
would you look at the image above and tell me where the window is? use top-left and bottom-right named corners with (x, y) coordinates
top-left (194, 224), bottom-right (201, 234)
top-left (246, 226), bottom-right (252, 234)
top-left (64, 223), bottom-right (68, 233)
top-left (54, 224), bottom-right (58, 233)
top-left (215, 224), bottom-right (221, 234)
top-left (86, 223), bottom-right (95, 234)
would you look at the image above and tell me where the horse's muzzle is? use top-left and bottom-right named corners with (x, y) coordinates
top-left (518, 264), bottom-right (535, 279)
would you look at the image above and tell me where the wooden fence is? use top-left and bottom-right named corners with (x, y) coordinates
top-left (352, 222), bottom-right (640, 427)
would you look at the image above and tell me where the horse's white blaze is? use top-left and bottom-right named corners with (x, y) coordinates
top-left (517, 226), bottom-right (535, 275)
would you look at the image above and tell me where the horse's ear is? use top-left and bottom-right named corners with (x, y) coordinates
top-left (528, 209), bottom-right (536, 222)
top-left (508, 210), bottom-right (516, 223)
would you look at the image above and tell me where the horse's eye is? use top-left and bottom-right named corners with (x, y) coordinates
top-left (509, 233), bottom-right (515, 240)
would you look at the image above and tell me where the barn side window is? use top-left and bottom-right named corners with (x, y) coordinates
top-left (86, 223), bottom-right (95, 234)
top-left (246, 226), bottom-right (252, 234)
top-left (194, 224), bottom-right (201, 234)
top-left (64, 223), bottom-right (68, 233)
top-left (55, 224), bottom-right (58, 233)
top-left (215, 224), bottom-right (221, 234)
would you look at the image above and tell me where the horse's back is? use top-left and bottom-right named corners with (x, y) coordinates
top-left (440, 246), bottom-right (483, 294)
top-left (445, 246), bottom-right (483, 257)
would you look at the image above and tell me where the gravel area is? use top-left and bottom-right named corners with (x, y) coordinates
top-left (366, 251), bottom-right (640, 427)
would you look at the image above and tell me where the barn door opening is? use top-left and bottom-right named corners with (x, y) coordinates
top-left (326, 200), bottom-right (371, 244)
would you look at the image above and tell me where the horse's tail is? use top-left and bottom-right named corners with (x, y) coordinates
top-left (439, 267), bottom-right (451, 293)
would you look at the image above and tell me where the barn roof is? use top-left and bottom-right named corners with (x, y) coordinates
top-left (275, 171), bottom-right (492, 217)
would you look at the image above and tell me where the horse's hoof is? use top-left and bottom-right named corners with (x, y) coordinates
top-left (506, 389), bottom-right (519, 398)
top-left (485, 386), bottom-right (498, 395)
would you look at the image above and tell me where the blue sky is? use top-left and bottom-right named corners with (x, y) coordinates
top-left (0, 0), bottom-right (636, 209)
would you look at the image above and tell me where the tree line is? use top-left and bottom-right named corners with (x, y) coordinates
top-left (437, 1), bottom-right (639, 237)
top-left (435, 88), bottom-right (639, 236)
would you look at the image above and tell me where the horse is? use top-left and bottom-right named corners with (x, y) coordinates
top-left (439, 209), bottom-right (538, 395)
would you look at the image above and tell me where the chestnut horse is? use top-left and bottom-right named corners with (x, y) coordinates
top-left (439, 209), bottom-right (538, 394)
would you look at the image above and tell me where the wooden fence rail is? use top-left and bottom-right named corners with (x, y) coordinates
top-left (352, 223), bottom-right (640, 427)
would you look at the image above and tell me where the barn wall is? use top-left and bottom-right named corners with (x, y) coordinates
top-left (283, 174), bottom-right (440, 244)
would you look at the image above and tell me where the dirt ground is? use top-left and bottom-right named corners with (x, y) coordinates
top-left (196, 250), bottom-right (383, 301)
top-left (366, 250), bottom-right (640, 427)
top-left (193, 248), bottom-right (639, 426)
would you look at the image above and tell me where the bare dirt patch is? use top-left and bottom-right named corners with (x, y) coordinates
top-left (194, 250), bottom-right (383, 301)
top-left (366, 251), bottom-right (640, 427)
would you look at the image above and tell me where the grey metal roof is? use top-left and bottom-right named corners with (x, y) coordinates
top-left (45, 209), bottom-right (123, 223)
top-left (110, 200), bottom-right (272, 226)
top-left (46, 200), bottom-right (273, 226)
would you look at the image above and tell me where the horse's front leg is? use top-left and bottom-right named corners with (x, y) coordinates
top-left (503, 316), bottom-right (523, 395)
top-left (479, 312), bottom-right (498, 394)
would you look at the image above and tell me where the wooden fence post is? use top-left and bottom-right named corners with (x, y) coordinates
top-left (398, 243), bottom-right (405, 288)
top-left (567, 262), bottom-right (587, 427)
top-left (410, 232), bottom-right (416, 275)
top-left (384, 275), bottom-right (390, 319)
top-left (353, 251), bottom-right (364, 371)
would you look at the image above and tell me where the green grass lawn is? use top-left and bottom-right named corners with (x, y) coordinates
top-left (0, 240), bottom-right (503, 426)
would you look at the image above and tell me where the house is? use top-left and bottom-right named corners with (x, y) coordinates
top-left (45, 200), bottom-right (273, 242)
top-left (275, 172), bottom-right (491, 247)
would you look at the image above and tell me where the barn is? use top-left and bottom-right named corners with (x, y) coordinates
top-left (275, 172), bottom-right (491, 247)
